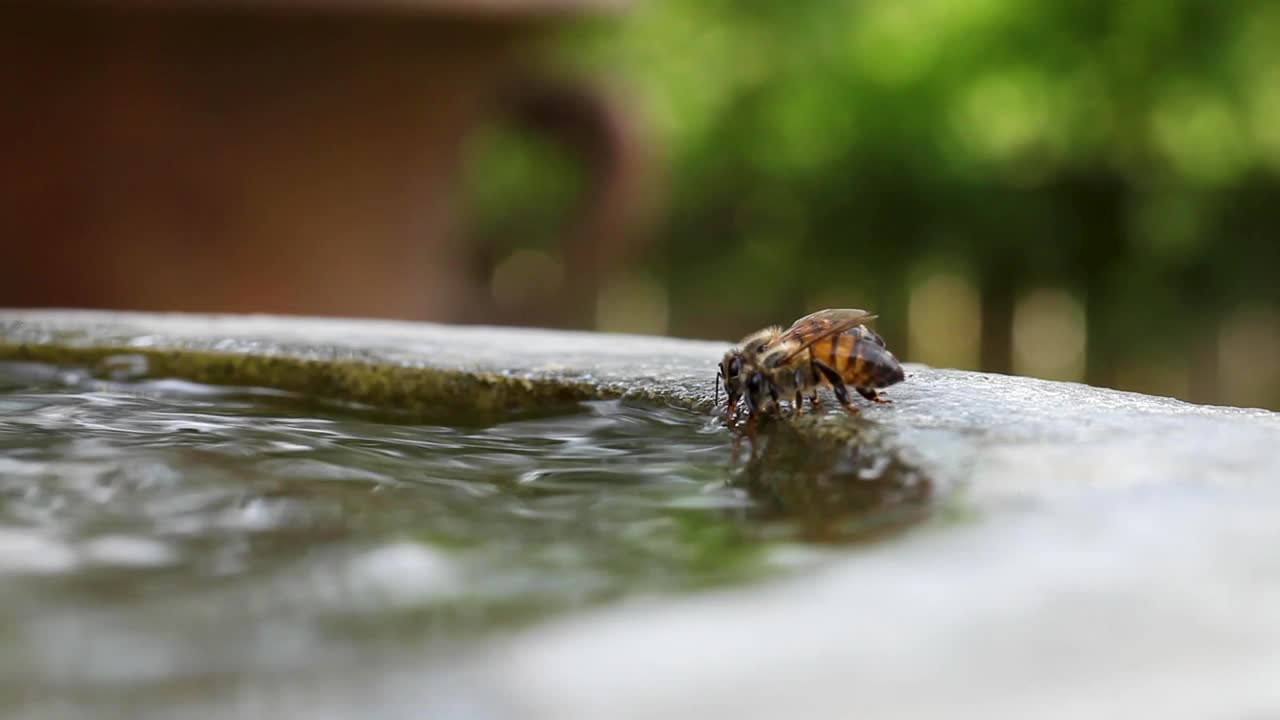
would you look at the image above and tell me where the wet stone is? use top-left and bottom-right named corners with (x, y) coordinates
top-left (2, 309), bottom-right (1279, 720)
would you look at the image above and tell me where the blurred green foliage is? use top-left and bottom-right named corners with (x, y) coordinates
top-left (466, 0), bottom-right (1280, 408)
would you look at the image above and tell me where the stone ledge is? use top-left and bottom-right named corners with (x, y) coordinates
top-left (3, 309), bottom-right (1276, 498)
top-left (6, 308), bottom-right (1280, 719)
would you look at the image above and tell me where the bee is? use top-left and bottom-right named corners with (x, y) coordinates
top-left (716, 308), bottom-right (904, 425)
top-left (716, 308), bottom-right (875, 418)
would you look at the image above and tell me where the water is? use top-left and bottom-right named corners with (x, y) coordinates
top-left (0, 360), bottom-right (925, 713)
top-left (6, 356), bottom-right (1279, 719)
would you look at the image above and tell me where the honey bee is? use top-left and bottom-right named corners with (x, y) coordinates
top-left (716, 308), bottom-right (904, 425)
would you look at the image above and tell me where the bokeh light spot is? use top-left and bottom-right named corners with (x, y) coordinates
top-left (596, 273), bottom-right (670, 336)
top-left (953, 69), bottom-right (1053, 160)
top-left (1150, 85), bottom-right (1249, 185)
top-left (907, 273), bottom-right (982, 369)
top-left (1219, 307), bottom-right (1280, 408)
top-left (1012, 288), bottom-right (1087, 381)
top-left (491, 250), bottom-right (564, 312)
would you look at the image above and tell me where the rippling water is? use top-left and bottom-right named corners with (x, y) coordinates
top-left (0, 360), bottom-right (924, 713)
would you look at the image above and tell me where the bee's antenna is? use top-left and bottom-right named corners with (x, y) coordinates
top-left (714, 368), bottom-right (722, 406)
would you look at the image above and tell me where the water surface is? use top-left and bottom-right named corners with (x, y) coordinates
top-left (0, 360), bottom-right (923, 713)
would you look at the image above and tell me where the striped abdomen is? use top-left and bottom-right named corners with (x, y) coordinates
top-left (812, 326), bottom-right (904, 389)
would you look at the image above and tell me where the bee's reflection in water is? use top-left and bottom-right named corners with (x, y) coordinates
top-left (727, 422), bottom-right (933, 543)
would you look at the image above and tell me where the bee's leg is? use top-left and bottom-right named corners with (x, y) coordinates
top-left (726, 398), bottom-right (738, 424)
top-left (791, 369), bottom-right (808, 417)
top-left (857, 387), bottom-right (892, 404)
top-left (768, 386), bottom-right (783, 418)
top-left (807, 364), bottom-right (824, 411)
top-left (813, 360), bottom-right (859, 415)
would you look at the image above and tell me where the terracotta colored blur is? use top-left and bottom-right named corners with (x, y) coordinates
top-left (0, 2), bottom-right (648, 326)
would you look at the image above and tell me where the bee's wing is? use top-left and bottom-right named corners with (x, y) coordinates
top-left (772, 308), bottom-right (877, 363)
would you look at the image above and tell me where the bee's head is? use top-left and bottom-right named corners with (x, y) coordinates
top-left (717, 350), bottom-right (745, 406)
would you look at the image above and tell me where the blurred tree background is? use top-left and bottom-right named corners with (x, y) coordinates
top-left (464, 0), bottom-right (1280, 410)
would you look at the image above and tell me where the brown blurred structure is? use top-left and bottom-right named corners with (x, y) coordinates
top-left (0, 0), bottom-right (650, 325)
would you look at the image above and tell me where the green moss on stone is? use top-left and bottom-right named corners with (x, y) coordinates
top-left (0, 341), bottom-right (613, 420)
